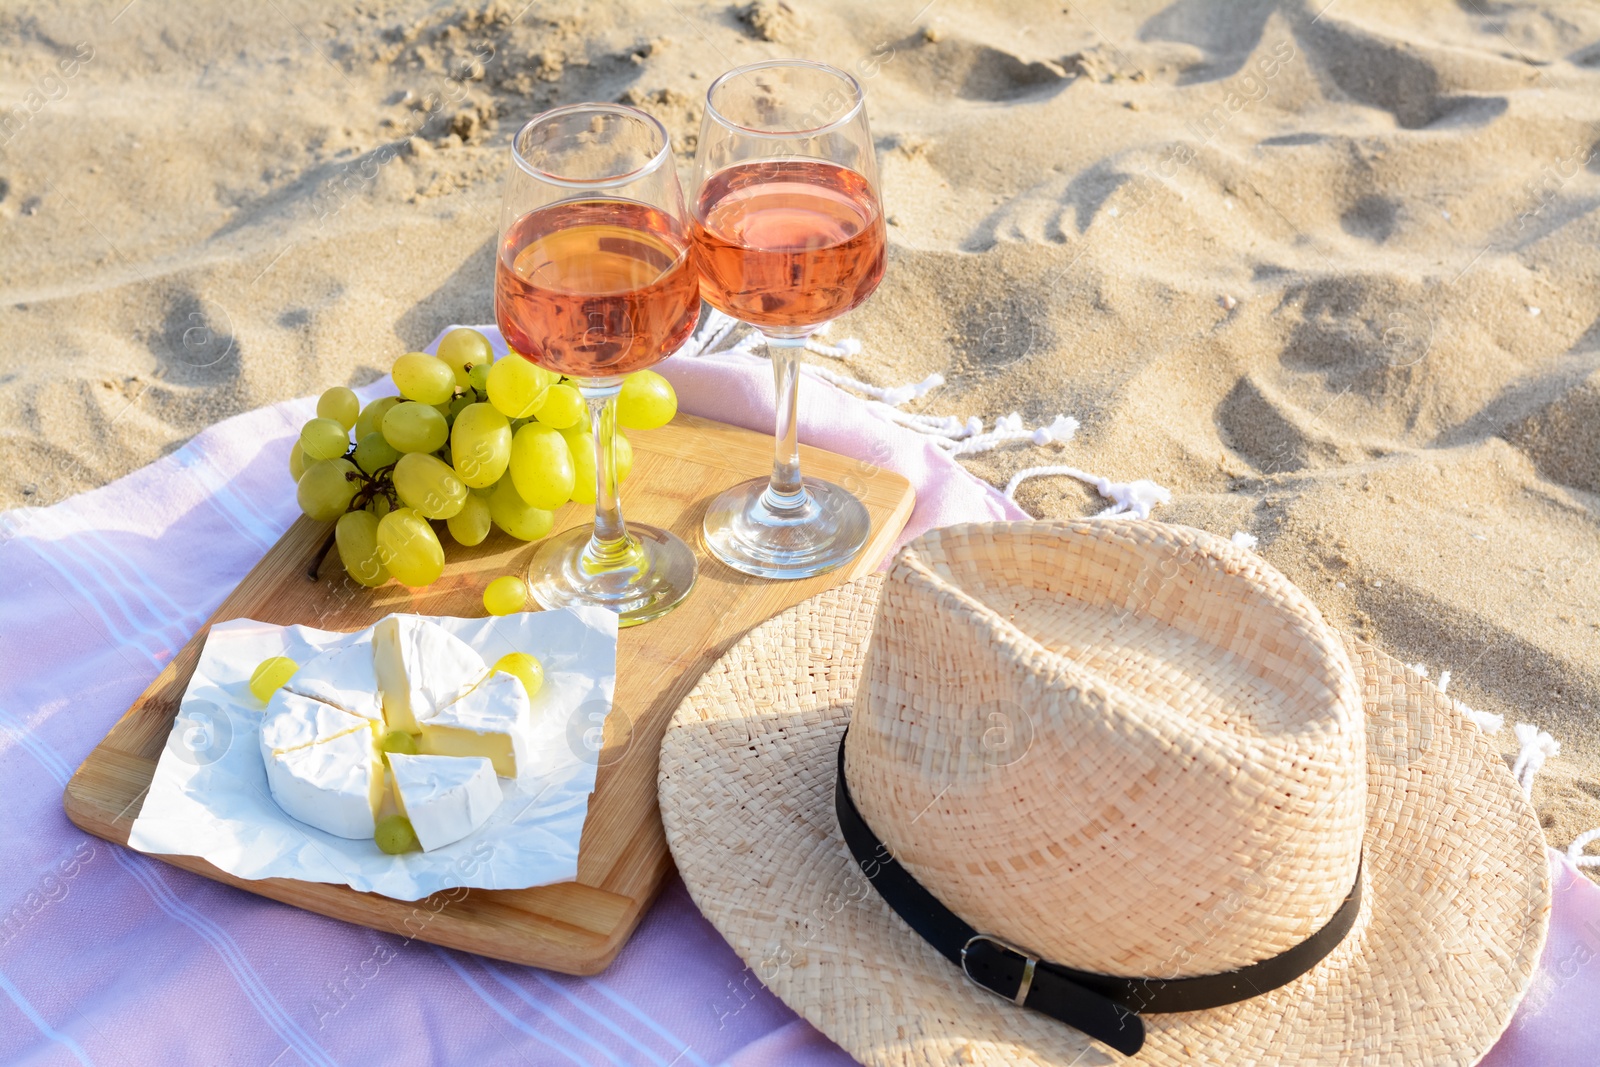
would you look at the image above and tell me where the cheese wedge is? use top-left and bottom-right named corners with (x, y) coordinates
top-left (282, 636), bottom-right (382, 721)
top-left (263, 726), bottom-right (385, 839)
top-left (373, 615), bottom-right (486, 733)
top-left (388, 753), bottom-right (502, 852)
top-left (418, 669), bottom-right (533, 778)
top-left (260, 689), bottom-right (369, 757)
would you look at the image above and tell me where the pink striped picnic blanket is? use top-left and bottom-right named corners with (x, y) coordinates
top-left (0, 328), bottom-right (1591, 1065)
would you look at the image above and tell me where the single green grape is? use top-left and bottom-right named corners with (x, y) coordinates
top-left (557, 423), bottom-right (586, 451)
top-left (297, 458), bottom-right (360, 521)
top-left (248, 656), bottom-right (299, 703)
top-left (374, 814), bottom-right (420, 855)
top-left (376, 507), bottom-right (446, 587)
top-left (300, 417), bottom-right (350, 462)
top-left (353, 432), bottom-right (401, 476)
top-left (483, 575), bottom-right (527, 616)
top-left (335, 510), bottom-right (389, 588)
top-left (568, 428), bottom-right (632, 475)
top-left (445, 489), bottom-right (492, 546)
top-left (288, 445), bottom-right (309, 481)
top-left (617, 371), bottom-right (677, 430)
top-left (317, 386), bottom-right (361, 432)
top-left (534, 383), bottom-right (585, 430)
top-left (392, 452), bottom-right (468, 519)
top-left (437, 328), bottom-right (494, 388)
top-left (616, 432), bottom-right (633, 482)
top-left (567, 433), bottom-right (596, 506)
top-left (493, 652), bottom-right (544, 701)
top-left (378, 729), bottom-right (418, 755)
top-left (509, 423), bottom-right (575, 510)
top-left (486, 355), bottom-right (550, 419)
top-left (354, 396), bottom-right (401, 441)
top-left (562, 432), bottom-right (629, 506)
top-left (382, 401), bottom-right (449, 454)
top-left (447, 394), bottom-right (473, 420)
top-left (391, 351), bottom-right (456, 405)
top-left (487, 477), bottom-right (555, 541)
top-left (467, 361), bottom-right (492, 395)
top-left (451, 403), bottom-right (512, 489)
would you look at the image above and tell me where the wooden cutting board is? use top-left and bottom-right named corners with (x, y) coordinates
top-left (62, 412), bottom-right (914, 975)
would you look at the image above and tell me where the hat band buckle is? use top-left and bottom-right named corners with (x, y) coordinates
top-left (962, 934), bottom-right (1037, 1006)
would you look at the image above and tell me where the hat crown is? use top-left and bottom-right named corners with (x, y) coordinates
top-left (844, 521), bottom-right (1366, 978)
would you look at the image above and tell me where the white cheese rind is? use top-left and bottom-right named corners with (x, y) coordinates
top-left (388, 753), bottom-right (502, 852)
top-left (418, 670), bottom-right (533, 778)
top-left (260, 689), bottom-right (368, 757)
top-left (263, 726), bottom-right (384, 839)
top-left (283, 636), bottom-right (383, 721)
top-left (373, 615), bottom-right (486, 734)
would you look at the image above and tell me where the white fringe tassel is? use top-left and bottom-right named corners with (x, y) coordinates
top-left (943, 413), bottom-right (1079, 456)
top-left (1511, 722), bottom-right (1560, 797)
top-left (1003, 467), bottom-right (1172, 520)
top-left (806, 334), bottom-right (862, 359)
top-left (805, 364), bottom-right (947, 407)
top-left (875, 407), bottom-right (982, 439)
top-left (1568, 827), bottom-right (1600, 869)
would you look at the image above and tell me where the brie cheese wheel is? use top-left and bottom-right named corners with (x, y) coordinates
top-left (388, 753), bottom-right (502, 852)
top-left (418, 669), bottom-right (534, 778)
top-left (282, 636), bottom-right (382, 721)
top-left (373, 615), bottom-right (486, 733)
top-left (263, 726), bottom-right (385, 839)
top-left (260, 689), bottom-right (369, 758)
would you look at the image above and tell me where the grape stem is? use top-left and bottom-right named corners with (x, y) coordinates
top-left (347, 463), bottom-right (397, 513)
top-left (311, 464), bottom-right (395, 583)
top-left (306, 530), bottom-right (336, 580)
top-left (308, 382), bottom-right (490, 585)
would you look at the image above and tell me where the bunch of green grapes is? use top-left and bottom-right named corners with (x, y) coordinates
top-left (290, 328), bottom-right (679, 589)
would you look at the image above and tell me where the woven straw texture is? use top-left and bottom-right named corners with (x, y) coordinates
top-left (846, 522), bottom-right (1365, 976)
top-left (658, 522), bottom-right (1550, 1067)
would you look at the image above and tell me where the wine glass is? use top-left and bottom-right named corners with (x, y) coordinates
top-left (495, 103), bottom-right (699, 625)
top-left (690, 60), bottom-right (886, 579)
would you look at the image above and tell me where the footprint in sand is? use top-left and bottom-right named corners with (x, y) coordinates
top-left (1338, 195), bottom-right (1401, 243)
top-left (886, 32), bottom-right (1076, 103)
top-left (1498, 317), bottom-right (1600, 495)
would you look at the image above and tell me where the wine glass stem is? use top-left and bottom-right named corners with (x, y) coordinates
top-left (578, 378), bottom-right (641, 572)
top-left (762, 333), bottom-right (810, 513)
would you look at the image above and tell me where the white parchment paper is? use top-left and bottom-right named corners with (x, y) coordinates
top-left (129, 607), bottom-right (618, 901)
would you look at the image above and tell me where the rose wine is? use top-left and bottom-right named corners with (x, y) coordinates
top-left (496, 199), bottom-right (700, 377)
top-left (692, 160), bottom-right (886, 331)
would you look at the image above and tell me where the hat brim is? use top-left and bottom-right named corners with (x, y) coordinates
top-left (658, 576), bottom-right (1550, 1066)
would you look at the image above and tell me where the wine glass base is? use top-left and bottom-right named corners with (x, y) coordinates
top-left (702, 477), bottom-right (870, 580)
top-left (527, 523), bottom-right (696, 627)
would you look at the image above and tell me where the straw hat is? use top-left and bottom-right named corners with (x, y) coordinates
top-left (658, 521), bottom-right (1549, 1065)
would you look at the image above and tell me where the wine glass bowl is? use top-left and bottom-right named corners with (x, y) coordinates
top-left (690, 60), bottom-right (885, 579)
top-left (495, 103), bottom-right (698, 625)
top-left (496, 199), bottom-right (699, 376)
top-left (691, 160), bottom-right (885, 335)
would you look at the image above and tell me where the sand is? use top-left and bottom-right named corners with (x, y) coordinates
top-left (2, 1), bottom-right (1599, 871)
